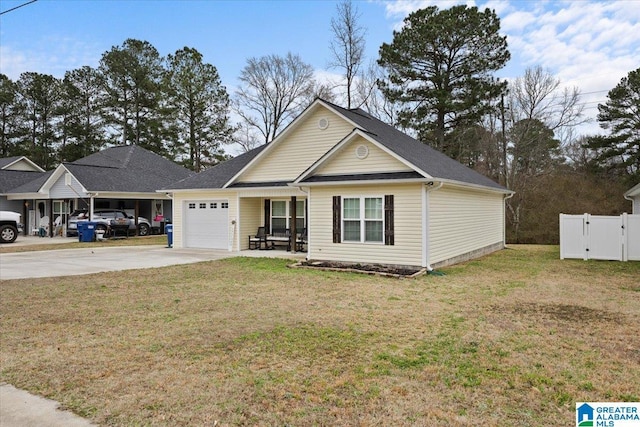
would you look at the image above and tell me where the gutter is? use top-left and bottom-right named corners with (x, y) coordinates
top-left (503, 192), bottom-right (514, 248)
top-left (424, 181), bottom-right (444, 272)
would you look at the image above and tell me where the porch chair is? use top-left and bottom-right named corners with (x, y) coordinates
top-left (295, 227), bottom-right (307, 252)
top-left (248, 226), bottom-right (267, 250)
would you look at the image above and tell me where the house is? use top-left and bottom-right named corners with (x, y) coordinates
top-left (3, 146), bottom-right (193, 236)
top-left (0, 156), bottom-right (51, 232)
top-left (624, 183), bottom-right (640, 214)
top-left (164, 99), bottom-right (513, 269)
top-left (0, 156), bottom-right (47, 212)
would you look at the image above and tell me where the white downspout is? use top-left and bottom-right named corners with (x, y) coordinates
top-left (503, 192), bottom-right (514, 248)
top-left (424, 181), bottom-right (444, 271)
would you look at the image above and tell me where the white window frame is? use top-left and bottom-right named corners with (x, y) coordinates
top-left (342, 196), bottom-right (384, 244)
top-left (270, 199), bottom-right (305, 233)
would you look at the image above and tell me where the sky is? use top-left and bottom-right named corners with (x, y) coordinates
top-left (1, 0), bottom-right (639, 142)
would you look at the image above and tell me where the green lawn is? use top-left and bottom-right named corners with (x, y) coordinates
top-left (1, 245), bottom-right (638, 426)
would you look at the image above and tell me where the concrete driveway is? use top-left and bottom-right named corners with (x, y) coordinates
top-left (0, 236), bottom-right (305, 280)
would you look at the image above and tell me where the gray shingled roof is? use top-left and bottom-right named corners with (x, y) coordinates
top-left (164, 144), bottom-right (267, 190)
top-left (163, 99), bottom-right (506, 192)
top-left (326, 102), bottom-right (506, 191)
top-left (66, 145), bottom-right (193, 192)
top-left (1, 170), bottom-right (49, 194)
top-left (0, 156), bottom-right (23, 169)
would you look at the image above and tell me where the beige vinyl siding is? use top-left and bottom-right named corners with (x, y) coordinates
top-left (428, 186), bottom-right (504, 264)
top-left (309, 183), bottom-right (424, 267)
top-left (239, 197), bottom-right (262, 250)
top-left (238, 108), bottom-right (354, 183)
top-left (172, 191), bottom-right (239, 250)
top-left (316, 137), bottom-right (412, 176)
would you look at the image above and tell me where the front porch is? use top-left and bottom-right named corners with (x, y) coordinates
top-left (238, 192), bottom-right (307, 253)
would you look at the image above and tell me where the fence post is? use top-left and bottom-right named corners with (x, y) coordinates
top-left (583, 213), bottom-right (590, 260)
top-left (560, 214), bottom-right (565, 259)
top-left (622, 213), bottom-right (628, 262)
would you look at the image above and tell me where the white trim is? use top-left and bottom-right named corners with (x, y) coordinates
top-left (235, 193), bottom-right (241, 252)
top-left (166, 187), bottom-right (306, 197)
top-left (292, 178), bottom-right (429, 187)
top-left (293, 128), bottom-right (432, 184)
top-left (223, 99), bottom-right (363, 188)
top-left (85, 191), bottom-right (171, 200)
top-left (340, 195), bottom-right (385, 244)
top-left (624, 182), bottom-right (640, 198)
top-left (422, 185), bottom-right (428, 268)
top-left (1, 156), bottom-right (45, 172)
top-left (436, 179), bottom-right (514, 195)
top-left (269, 199), bottom-right (305, 233)
top-left (305, 187), bottom-right (311, 260)
top-left (40, 165), bottom-right (87, 194)
top-left (424, 181), bottom-right (443, 269)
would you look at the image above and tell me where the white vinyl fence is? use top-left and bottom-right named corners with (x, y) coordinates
top-left (560, 213), bottom-right (640, 261)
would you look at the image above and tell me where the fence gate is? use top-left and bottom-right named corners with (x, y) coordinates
top-left (560, 213), bottom-right (640, 261)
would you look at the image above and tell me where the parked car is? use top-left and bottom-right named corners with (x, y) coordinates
top-left (66, 209), bottom-right (151, 237)
top-left (0, 210), bottom-right (21, 243)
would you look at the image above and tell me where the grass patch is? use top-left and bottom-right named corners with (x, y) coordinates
top-left (1, 245), bottom-right (639, 425)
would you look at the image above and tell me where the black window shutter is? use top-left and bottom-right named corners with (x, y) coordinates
top-left (385, 195), bottom-right (394, 246)
top-left (264, 199), bottom-right (271, 233)
top-left (332, 196), bottom-right (341, 243)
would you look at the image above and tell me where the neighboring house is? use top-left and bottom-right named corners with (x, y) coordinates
top-left (164, 99), bottom-right (513, 269)
top-left (4, 146), bottom-right (193, 235)
top-left (624, 183), bottom-right (640, 214)
top-left (0, 156), bottom-right (49, 228)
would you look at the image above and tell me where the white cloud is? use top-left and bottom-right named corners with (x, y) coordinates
top-left (501, 10), bottom-right (537, 32)
top-left (0, 46), bottom-right (29, 79)
top-left (0, 36), bottom-right (101, 80)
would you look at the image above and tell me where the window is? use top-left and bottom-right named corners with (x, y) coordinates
top-left (53, 201), bottom-right (69, 215)
top-left (341, 196), bottom-right (384, 243)
top-left (271, 200), bottom-right (287, 231)
top-left (210, 202), bottom-right (217, 209)
top-left (221, 202), bottom-right (229, 209)
top-left (199, 203), bottom-right (206, 209)
top-left (188, 203), bottom-right (196, 209)
top-left (269, 199), bottom-right (305, 233)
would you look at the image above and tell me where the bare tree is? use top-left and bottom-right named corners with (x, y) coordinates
top-left (357, 61), bottom-right (403, 127)
top-left (508, 66), bottom-right (586, 142)
top-left (234, 121), bottom-right (263, 153)
top-left (503, 66), bottom-right (585, 242)
top-left (328, 0), bottom-right (366, 109)
top-left (235, 53), bottom-right (315, 144)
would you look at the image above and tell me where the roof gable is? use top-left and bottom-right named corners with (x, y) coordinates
top-left (165, 98), bottom-right (508, 193)
top-left (326, 103), bottom-right (507, 191)
top-left (228, 100), bottom-right (357, 186)
top-left (295, 129), bottom-right (426, 185)
top-left (0, 156), bottom-right (45, 172)
top-left (625, 183), bottom-right (640, 198)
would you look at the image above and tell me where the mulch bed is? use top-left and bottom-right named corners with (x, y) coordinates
top-left (290, 260), bottom-right (426, 278)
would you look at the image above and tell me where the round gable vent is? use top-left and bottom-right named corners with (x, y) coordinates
top-left (318, 117), bottom-right (329, 130)
top-left (355, 144), bottom-right (369, 159)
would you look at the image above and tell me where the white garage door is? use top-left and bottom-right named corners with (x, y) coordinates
top-left (184, 200), bottom-right (229, 249)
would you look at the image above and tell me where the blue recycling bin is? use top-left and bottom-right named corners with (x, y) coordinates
top-left (77, 222), bottom-right (86, 242)
top-left (81, 221), bottom-right (96, 242)
top-left (165, 224), bottom-right (173, 248)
